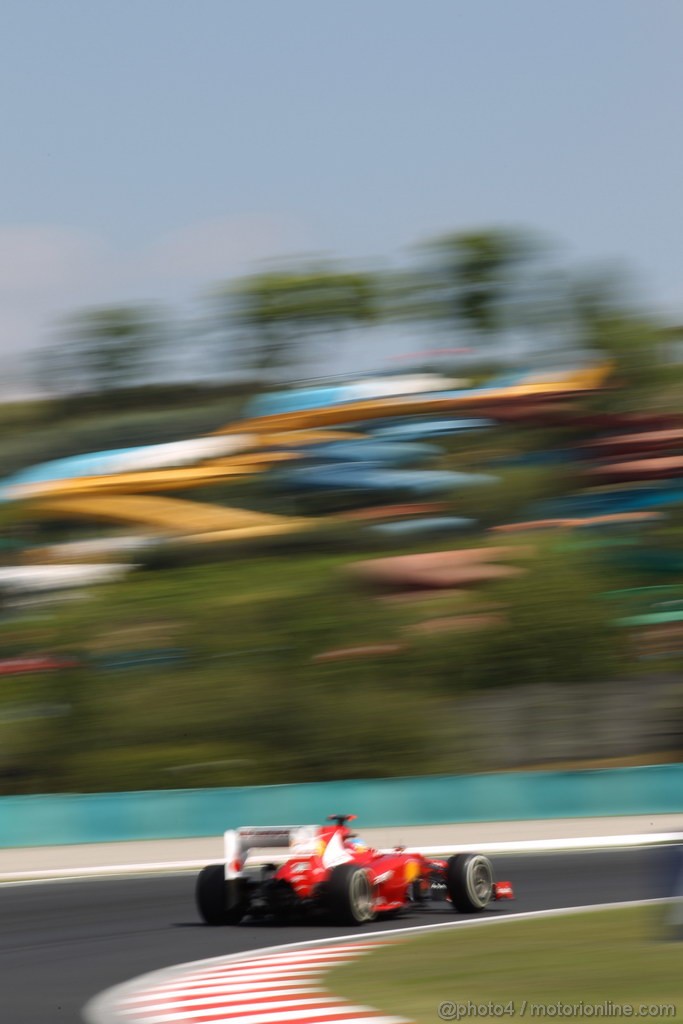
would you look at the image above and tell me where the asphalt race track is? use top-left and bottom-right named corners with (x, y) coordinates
top-left (0, 848), bottom-right (669, 1024)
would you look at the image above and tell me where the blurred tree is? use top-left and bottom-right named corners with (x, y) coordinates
top-left (214, 264), bottom-right (378, 374)
top-left (566, 268), bottom-right (670, 403)
top-left (387, 228), bottom-right (546, 348)
top-left (40, 305), bottom-right (167, 401)
top-left (434, 229), bottom-right (535, 335)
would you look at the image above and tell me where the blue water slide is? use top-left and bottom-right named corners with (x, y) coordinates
top-left (278, 463), bottom-right (497, 495)
top-left (369, 418), bottom-right (494, 441)
top-left (534, 484), bottom-right (683, 519)
top-left (302, 441), bottom-right (442, 465)
top-left (246, 382), bottom-right (509, 420)
top-left (485, 369), bottom-right (534, 387)
top-left (246, 387), bottom-right (348, 417)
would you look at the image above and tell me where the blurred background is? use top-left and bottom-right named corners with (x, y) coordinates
top-left (0, 0), bottom-right (682, 794)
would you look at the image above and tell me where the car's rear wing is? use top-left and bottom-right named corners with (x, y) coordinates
top-left (224, 824), bottom-right (320, 879)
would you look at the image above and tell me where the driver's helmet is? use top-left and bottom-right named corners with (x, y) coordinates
top-left (345, 835), bottom-right (369, 853)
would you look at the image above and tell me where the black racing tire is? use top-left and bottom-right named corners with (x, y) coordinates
top-left (327, 863), bottom-right (376, 925)
top-left (446, 853), bottom-right (494, 913)
top-left (196, 864), bottom-right (247, 925)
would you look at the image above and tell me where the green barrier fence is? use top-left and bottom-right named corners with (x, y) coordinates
top-left (0, 763), bottom-right (681, 848)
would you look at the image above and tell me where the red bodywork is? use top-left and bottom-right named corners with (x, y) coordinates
top-left (271, 819), bottom-right (514, 914)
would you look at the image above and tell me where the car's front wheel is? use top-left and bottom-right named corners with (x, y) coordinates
top-left (327, 863), bottom-right (377, 924)
top-left (446, 853), bottom-right (493, 913)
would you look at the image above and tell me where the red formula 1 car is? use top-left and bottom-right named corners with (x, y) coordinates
top-left (196, 814), bottom-right (514, 926)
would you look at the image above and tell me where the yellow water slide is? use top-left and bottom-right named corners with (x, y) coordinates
top-left (18, 430), bottom-right (366, 545)
top-left (26, 493), bottom-right (308, 541)
top-left (16, 366), bottom-right (611, 546)
top-left (216, 365), bottom-right (614, 435)
top-left (25, 452), bottom-right (299, 498)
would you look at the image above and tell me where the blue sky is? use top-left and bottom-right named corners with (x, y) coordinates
top-left (1, 0), bottom-right (682, 393)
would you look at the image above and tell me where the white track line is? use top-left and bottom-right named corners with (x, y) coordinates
top-left (3, 831), bottom-right (681, 885)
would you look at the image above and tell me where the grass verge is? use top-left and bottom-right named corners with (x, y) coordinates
top-left (326, 907), bottom-right (682, 1023)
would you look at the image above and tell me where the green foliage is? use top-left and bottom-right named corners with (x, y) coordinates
top-left (216, 263), bottom-right (379, 372)
top-left (39, 304), bottom-right (168, 401)
top-left (386, 228), bottom-right (550, 345)
top-left (450, 466), bottom-right (578, 528)
top-left (437, 545), bottom-right (622, 691)
top-left (430, 228), bottom-right (542, 334)
top-left (0, 539), bottom-right (626, 793)
top-left (0, 558), bottom-right (422, 791)
top-left (565, 269), bottom-right (674, 407)
top-left (587, 315), bottom-right (668, 402)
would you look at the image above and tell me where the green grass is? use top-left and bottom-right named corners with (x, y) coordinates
top-left (327, 907), bottom-right (683, 1024)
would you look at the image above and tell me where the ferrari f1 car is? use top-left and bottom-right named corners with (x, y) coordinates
top-left (196, 814), bottom-right (514, 925)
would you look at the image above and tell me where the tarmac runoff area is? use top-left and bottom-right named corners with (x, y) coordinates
top-left (1, 814), bottom-right (681, 879)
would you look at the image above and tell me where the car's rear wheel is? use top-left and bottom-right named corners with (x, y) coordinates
top-left (196, 864), bottom-right (247, 925)
top-left (327, 863), bottom-right (376, 924)
top-left (446, 853), bottom-right (493, 913)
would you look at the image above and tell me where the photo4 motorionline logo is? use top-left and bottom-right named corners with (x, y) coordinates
top-left (438, 1002), bottom-right (677, 1020)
